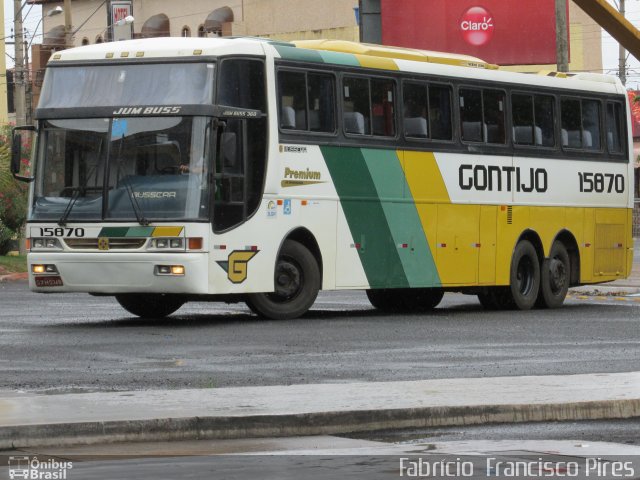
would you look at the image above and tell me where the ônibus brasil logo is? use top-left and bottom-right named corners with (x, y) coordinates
top-left (460, 6), bottom-right (495, 46)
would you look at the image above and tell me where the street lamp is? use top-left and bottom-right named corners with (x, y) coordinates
top-left (27, 6), bottom-right (64, 51)
top-left (93, 15), bottom-right (135, 42)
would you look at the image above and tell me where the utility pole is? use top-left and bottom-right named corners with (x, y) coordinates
top-left (64, 0), bottom-right (73, 48)
top-left (555, 0), bottom-right (569, 72)
top-left (13, 0), bottom-right (26, 126)
top-left (618, 0), bottom-right (627, 85)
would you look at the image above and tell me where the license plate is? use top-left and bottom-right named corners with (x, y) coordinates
top-left (35, 276), bottom-right (64, 287)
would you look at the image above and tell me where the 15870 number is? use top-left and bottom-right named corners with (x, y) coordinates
top-left (578, 172), bottom-right (624, 193)
top-left (39, 227), bottom-right (85, 237)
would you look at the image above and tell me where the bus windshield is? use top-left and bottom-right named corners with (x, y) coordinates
top-left (39, 63), bottom-right (215, 108)
top-left (31, 116), bottom-right (212, 222)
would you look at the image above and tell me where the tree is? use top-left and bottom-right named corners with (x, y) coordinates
top-left (0, 126), bottom-right (30, 255)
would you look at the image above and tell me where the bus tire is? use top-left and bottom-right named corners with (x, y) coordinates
top-left (367, 288), bottom-right (444, 312)
top-left (509, 240), bottom-right (540, 310)
top-left (245, 240), bottom-right (320, 320)
top-left (115, 293), bottom-right (185, 318)
top-left (536, 242), bottom-right (570, 309)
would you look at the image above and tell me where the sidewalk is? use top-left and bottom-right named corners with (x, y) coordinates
top-left (2, 372), bottom-right (640, 449)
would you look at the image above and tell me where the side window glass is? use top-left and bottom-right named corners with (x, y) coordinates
top-left (512, 94), bottom-right (534, 145)
top-left (534, 95), bottom-right (555, 147)
top-left (343, 77), bottom-right (370, 135)
top-left (403, 82), bottom-right (428, 139)
top-left (371, 79), bottom-right (395, 136)
top-left (218, 59), bottom-right (266, 111)
top-left (483, 89), bottom-right (505, 144)
top-left (561, 98), bottom-right (582, 148)
top-left (582, 99), bottom-right (601, 150)
top-left (308, 73), bottom-right (335, 133)
top-left (606, 102), bottom-right (623, 154)
top-left (460, 88), bottom-right (483, 142)
top-left (278, 71), bottom-right (307, 130)
top-left (429, 85), bottom-right (452, 140)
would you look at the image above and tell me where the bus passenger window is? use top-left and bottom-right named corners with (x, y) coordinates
top-left (308, 73), bottom-right (335, 133)
top-left (606, 102), bottom-right (624, 154)
top-left (483, 90), bottom-right (505, 144)
top-left (343, 77), bottom-right (370, 135)
top-left (582, 100), bottom-right (601, 150)
top-left (403, 82), bottom-right (428, 139)
top-left (460, 88), bottom-right (483, 142)
top-left (561, 98), bottom-right (601, 150)
top-left (561, 99), bottom-right (582, 148)
top-left (512, 94), bottom-right (534, 145)
top-left (278, 71), bottom-right (307, 130)
top-left (534, 95), bottom-right (555, 147)
top-left (429, 85), bottom-right (452, 141)
top-left (371, 79), bottom-right (395, 136)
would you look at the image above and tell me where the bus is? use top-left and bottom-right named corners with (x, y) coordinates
top-left (11, 37), bottom-right (633, 319)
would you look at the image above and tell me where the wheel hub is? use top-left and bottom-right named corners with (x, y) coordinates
top-left (548, 258), bottom-right (566, 293)
top-left (274, 261), bottom-right (301, 298)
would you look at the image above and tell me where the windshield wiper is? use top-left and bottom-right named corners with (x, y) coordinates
top-left (115, 135), bottom-right (149, 226)
top-left (58, 139), bottom-right (104, 226)
top-left (119, 174), bottom-right (149, 226)
top-left (57, 186), bottom-right (102, 226)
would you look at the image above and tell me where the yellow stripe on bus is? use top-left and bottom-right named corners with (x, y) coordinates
top-left (152, 226), bottom-right (184, 237)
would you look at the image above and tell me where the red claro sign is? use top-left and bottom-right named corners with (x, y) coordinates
top-left (460, 6), bottom-right (495, 46)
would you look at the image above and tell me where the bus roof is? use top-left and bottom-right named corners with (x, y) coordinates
top-left (48, 36), bottom-right (278, 62)
top-left (293, 39), bottom-right (498, 70)
top-left (48, 36), bottom-right (623, 94)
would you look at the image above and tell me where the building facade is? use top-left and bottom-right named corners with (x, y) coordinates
top-left (35, 0), bottom-right (359, 47)
top-left (32, 1), bottom-right (602, 72)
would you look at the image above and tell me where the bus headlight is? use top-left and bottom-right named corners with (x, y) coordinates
top-left (32, 264), bottom-right (59, 274)
top-left (155, 265), bottom-right (185, 276)
top-left (31, 238), bottom-right (63, 250)
top-left (149, 238), bottom-right (185, 250)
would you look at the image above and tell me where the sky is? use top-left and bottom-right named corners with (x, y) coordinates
top-left (4, 0), bottom-right (640, 88)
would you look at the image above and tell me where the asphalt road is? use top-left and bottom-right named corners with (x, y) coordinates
top-left (1, 281), bottom-right (639, 393)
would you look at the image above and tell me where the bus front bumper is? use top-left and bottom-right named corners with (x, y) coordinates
top-left (27, 252), bottom-right (209, 295)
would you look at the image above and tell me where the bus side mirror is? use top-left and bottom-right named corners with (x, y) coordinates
top-left (10, 134), bottom-right (21, 174)
top-left (11, 125), bottom-right (36, 183)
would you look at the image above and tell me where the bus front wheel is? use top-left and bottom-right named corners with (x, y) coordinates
top-left (245, 240), bottom-right (320, 320)
top-left (115, 293), bottom-right (185, 318)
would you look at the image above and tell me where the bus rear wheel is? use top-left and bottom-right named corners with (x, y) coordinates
top-left (536, 242), bottom-right (570, 308)
top-left (367, 288), bottom-right (444, 312)
top-left (508, 240), bottom-right (541, 310)
top-left (245, 240), bottom-right (320, 320)
top-left (115, 293), bottom-right (185, 318)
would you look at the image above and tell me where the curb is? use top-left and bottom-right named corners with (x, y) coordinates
top-left (3, 398), bottom-right (640, 450)
top-left (0, 272), bottom-right (27, 283)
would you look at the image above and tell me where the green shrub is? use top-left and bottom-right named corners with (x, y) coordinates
top-left (0, 125), bottom-right (29, 250)
top-left (0, 219), bottom-right (14, 256)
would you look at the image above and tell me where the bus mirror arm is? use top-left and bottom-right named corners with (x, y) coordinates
top-left (11, 125), bottom-right (36, 183)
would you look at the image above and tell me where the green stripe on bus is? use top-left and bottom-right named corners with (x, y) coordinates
top-left (318, 50), bottom-right (360, 67)
top-left (273, 45), bottom-right (325, 64)
top-left (98, 227), bottom-right (130, 237)
top-left (320, 146), bottom-right (409, 288)
top-left (361, 149), bottom-right (440, 287)
top-left (126, 226), bottom-right (155, 237)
